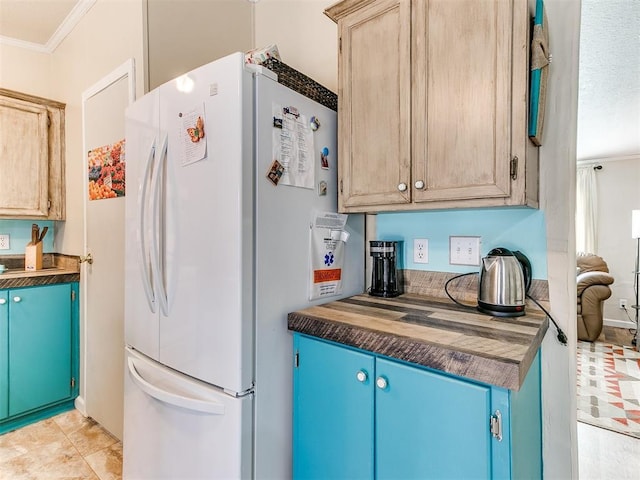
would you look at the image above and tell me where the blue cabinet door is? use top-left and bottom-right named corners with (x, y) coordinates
top-left (8, 283), bottom-right (72, 416)
top-left (375, 358), bottom-right (492, 480)
top-left (0, 290), bottom-right (8, 420)
top-left (293, 334), bottom-right (375, 480)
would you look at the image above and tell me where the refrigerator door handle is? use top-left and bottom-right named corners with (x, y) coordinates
top-left (138, 138), bottom-right (157, 313)
top-left (150, 134), bottom-right (169, 316)
top-left (127, 357), bottom-right (226, 415)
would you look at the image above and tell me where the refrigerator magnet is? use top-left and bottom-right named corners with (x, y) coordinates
top-left (318, 180), bottom-right (327, 196)
top-left (320, 147), bottom-right (329, 170)
top-left (187, 116), bottom-right (205, 143)
top-left (283, 106), bottom-right (299, 118)
top-left (310, 116), bottom-right (321, 131)
top-left (266, 159), bottom-right (285, 186)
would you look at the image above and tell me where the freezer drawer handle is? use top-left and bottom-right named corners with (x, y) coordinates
top-left (127, 357), bottom-right (225, 415)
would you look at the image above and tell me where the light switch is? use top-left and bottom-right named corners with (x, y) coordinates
top-left (449, 236), bottom-right (481, 266)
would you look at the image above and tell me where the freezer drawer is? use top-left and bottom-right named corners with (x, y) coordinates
top-left (123, 347), bottom-right (253, 479)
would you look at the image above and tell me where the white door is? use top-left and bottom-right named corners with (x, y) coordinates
top-left (81, 60), bottom-right (135, 440)
top-left (123, 347), bottom-right (253, 479)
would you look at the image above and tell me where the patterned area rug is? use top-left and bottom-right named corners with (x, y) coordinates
top-left (577, 341), bottom-right (640, 438)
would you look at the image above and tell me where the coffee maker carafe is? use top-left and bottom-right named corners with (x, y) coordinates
top-left (369, 241), bottom-right (400, 297)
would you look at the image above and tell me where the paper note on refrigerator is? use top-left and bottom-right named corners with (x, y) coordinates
top-left (177, 104), bottom-right (207, 166)
top-left (272, 103), bottom-right (315, 188)
top-left (309, 212), bottom-right (350, 300)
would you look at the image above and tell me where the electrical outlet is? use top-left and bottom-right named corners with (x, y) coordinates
top-left (0, 234), bottom-right (9, 250)
top-left (619, 298), bottom-right (628, 309)
top-left (413, 238), bottom-right (429, 264)
top-left (449, 236), bottom-right (481, 266)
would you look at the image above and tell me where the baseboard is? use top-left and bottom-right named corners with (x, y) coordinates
top-left (603, 317), bottom-right (636, 329)
top-left (74, 396), bottom-right (87, 416)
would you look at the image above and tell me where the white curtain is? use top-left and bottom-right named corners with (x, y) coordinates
top-left (576, 165), bottom-right (598, 253)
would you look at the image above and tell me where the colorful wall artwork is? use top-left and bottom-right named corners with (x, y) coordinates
top-left (87, 139), bottom-right (126, 200)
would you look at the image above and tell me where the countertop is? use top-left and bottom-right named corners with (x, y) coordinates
top-left (288, 293), bottom-right (549, 391)
top-left (0, 254), bottom-right (80, 288)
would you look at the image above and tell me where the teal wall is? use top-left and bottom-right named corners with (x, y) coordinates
top-left (376, 208), bottom-right (548, 279)
top-left (0, 220), bottom-right (55, 254)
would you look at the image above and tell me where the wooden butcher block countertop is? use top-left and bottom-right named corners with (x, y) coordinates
top-left (288, 293), bottom-right (549, 391)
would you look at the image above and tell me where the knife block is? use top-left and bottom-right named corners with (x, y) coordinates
top-left (25, 242), bottom-right (43, 271)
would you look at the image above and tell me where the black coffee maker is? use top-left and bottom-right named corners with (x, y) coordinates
top-left (369, 241), bottom-right (401, 297)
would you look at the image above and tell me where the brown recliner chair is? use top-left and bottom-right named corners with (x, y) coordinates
top-left (576, 253), bottom-right (615, 341)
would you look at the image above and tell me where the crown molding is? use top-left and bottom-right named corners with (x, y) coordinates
top-left (0, 0), bottom-right (96, 54)
top-left (0, 35), bottom-right (50, 53)
top-left (46, 0), bottom-right (96, 52)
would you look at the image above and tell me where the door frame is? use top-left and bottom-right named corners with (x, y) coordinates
top-left (77, 59), bottom-right (135, 415)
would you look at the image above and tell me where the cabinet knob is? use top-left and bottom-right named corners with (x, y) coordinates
top-left (0, 298), bottom-right (6, 305)
top-left (397, 183), bottom-right (407, 192)
top-left (376, 376), bottom-right (388, 390)
top-left (12, 296), bottom-right (21, 303)
top-left (414, 180), bottom-right (425, 190)
top-left (356, 370), bottom-right (368, 383)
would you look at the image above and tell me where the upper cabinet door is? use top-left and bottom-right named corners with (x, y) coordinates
top-left (412, 0), bottom-right (513, 203)
top-left (0, 96), bottom-right (50, 217)
top-left (327, 0), bottom-right (537, 213)
top-left (0, 89), bottom-right (65, 220)
top-left (333, 0), bottom-right (412, 210)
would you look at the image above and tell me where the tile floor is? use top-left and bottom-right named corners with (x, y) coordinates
top-left (0, 409), bottom-right (122, 480)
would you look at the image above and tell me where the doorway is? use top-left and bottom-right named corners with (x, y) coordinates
top-left (80, 59), bottom-right (136, 440)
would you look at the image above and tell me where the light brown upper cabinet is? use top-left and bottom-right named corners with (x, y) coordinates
top-left (325, 0), bottom-right (539, 213)
top-left (0, 89), bottom-right (65, 219)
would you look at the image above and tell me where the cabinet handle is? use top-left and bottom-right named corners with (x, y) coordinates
top-left (12, 296), bottom-right (21, 303)
top-left (0, 298), bottom-right (6, 305)
top-left (376, 376), bottom-right (388, 390)
top-left (397, 183), bottom-right (407, 192)
top-left (414, 180), bottom-right (425, 190)
top-left (356, 370), bottom-right (368, 383)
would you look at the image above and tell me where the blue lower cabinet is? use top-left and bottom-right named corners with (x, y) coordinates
top-left (292, 334), bottom-right (542, 480)
top-left (375, 358), bottom-right (491, 479)
top-left (0, 289), bottom-right (8, 420)
top-left (293, 334), bottom-right (375, 479)
top-left (0, 283), bottom-right (79, 433)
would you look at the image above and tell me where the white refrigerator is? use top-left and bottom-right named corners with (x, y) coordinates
top-left (123, 52), bottom-right (364, 479)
